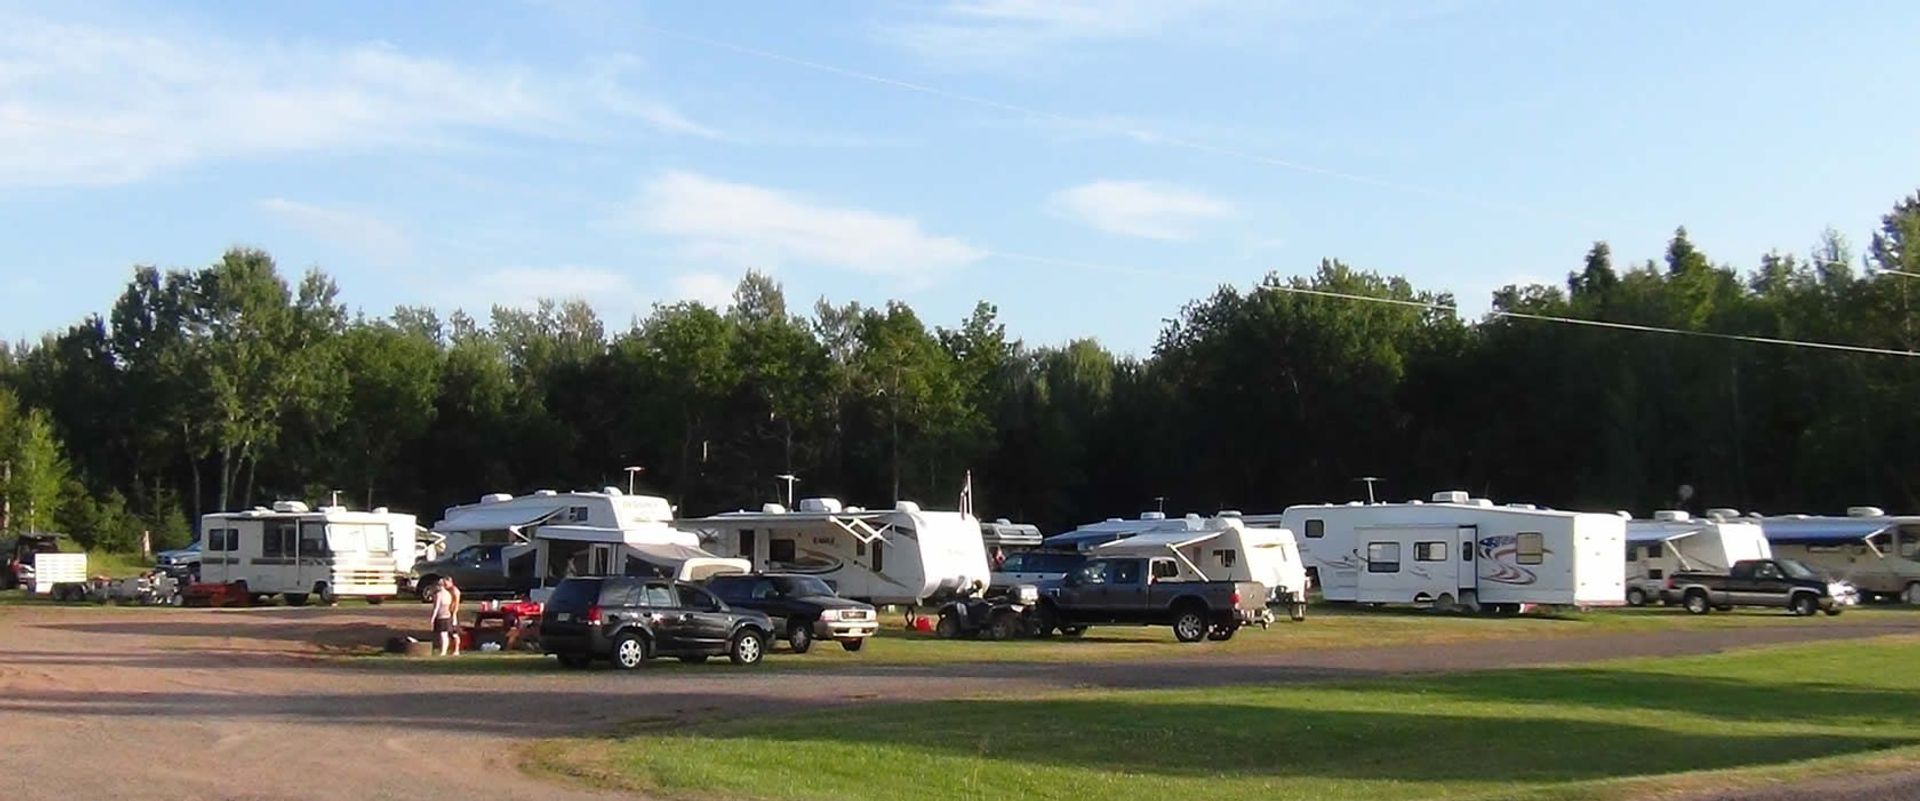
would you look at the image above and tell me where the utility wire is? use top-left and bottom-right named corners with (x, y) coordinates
top-left (1264, 285), bottom-right (1920, 358)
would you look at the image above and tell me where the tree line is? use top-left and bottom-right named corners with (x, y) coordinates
top-left (3, 189), bottom-right (1918, 550)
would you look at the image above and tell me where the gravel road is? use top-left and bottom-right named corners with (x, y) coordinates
top-left (0, 604), bottom-right (1912, 801)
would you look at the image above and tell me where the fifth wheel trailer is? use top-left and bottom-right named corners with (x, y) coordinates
top-left (1250, 491), bottom-right (1626, 613)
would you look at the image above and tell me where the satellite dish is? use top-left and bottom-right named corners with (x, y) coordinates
top-left (1677, 484), bottom-right (1696, 502)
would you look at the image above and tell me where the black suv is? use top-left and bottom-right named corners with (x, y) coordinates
top-left (541, 576), bottom-right (775, 669)
top-left (705, 573), bottom-right (879, 653)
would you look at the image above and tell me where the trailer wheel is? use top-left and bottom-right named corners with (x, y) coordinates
top-left (1683, 591), bottom-right (1711, 615)
top-left (1789, 593), bottom-right (1819, 617)
top-left (1903, 583), bottom-right (1920, 606)
top-left (786, 621), bottom-right (814, 654)
top-left (1432, 593), bottom-right (1457, 614)
top-left (1625, 587), bottom-right (1648, 607)
top-left (934, 613), bottom-right (962, 639)
top-left (1289, 602), bottom-right (1308, 621)
top-left (1172, 607), bottom-right (1208, 643)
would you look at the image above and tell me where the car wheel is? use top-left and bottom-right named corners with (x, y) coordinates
top-left (1172, 609), bottom-right (1208, 643)
top-left (284, 593), bottom-right (309, 607)
top-left (416, 576), bottom-right (441, 603)
top-left (934, 613), bottom-right (962, 639)
top-left (556, 652), bottom-right (591, 670)
top-left (612, 632), bottom-right (648, 670)
top-left (1790, 594), bottom-right (1818, 617)
top-left (1683, 592), bottom-right (1711, 615)
top-left (1625, 587), bottom-right (1647, 607)
top-left (729, 629), bottom-right (766, 666)
top-left (840, 638), bottom-right (865, 652)
top-left (787, 621), bottom-right (814, 654)
top-left (315, 583), bottom-right (336, 605)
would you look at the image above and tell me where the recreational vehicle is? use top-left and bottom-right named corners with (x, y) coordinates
top-left (1255, 491), bottom-right (1627, 613)
top-left (1624, 510), bottom-right (1771, 606)
top-left (425, 489), bottom-right (744, 596)
top-left (1089, 515), bottom-right (1311, 615)
top-left (198, 501), bottom-right (418, 604)
top-left (681, 498), bottom-right (991, 606)
top-left (1760, 508), bottom-right (1920, 603)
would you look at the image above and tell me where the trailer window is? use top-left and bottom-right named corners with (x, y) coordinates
top-left (567, 506), bottom-right (590, 523)
top-left (1644, 542), bottom-right (1664, 559)
top-left (1366, 542), bottom-right (1401, 573)
top-left (1305, 519), bottom-right (1325, 538)
top-left (872, 541), bottom-right (885, 572)
top-left (1516, 532), bottom-right (1545, 565)
top-left (207, 528), bottom-right (236, 552)
top-left (1415, 542), bottom-right (1447, 562)
top-left (1212, 549), bottom-right (1237, 568)
top-left (299, 522), bottom-right (330, 557)
top-left (262, 523), bottom-right (297, 558)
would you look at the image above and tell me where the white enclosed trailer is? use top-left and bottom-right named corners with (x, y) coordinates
top-left (1625, 510), bottom-right (1771, 606)
top-left (199, 501), bottom-right (417, 603)
top-left (681, 498), bottom-right (990, 606)
top-left (1252, 491), bottom-right (1626, 613)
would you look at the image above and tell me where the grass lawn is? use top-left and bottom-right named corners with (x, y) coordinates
top-left (529, 636), bottom-right (1920, 801)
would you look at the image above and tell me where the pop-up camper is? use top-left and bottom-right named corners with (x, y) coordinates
top-left (431, 489), bottom-right (744, 592)
top-left (1254, 491), bottom-right (1626, 613)
top-left (1088, 515), bottom-right (1310, 614)
top-left (1625, 510), bottom-right (1771, 605)
top-left (681, 498), bottom-right (990, 606)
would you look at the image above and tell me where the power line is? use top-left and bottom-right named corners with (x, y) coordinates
top-left (636, 25), bottom-right (1603, 228)
top-left (1263, 284), bottom-right (1920, 358)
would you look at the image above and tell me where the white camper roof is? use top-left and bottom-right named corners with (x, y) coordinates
top-left (433, 505), bottom-right (562, 533)
top-left (1624, 522), bottom-right (1704, 544)
top-left (1092, 529), bottom-right (1223, 554)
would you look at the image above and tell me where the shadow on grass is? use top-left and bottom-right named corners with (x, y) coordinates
top-left (1419, 667), bottom-right (1920, 724)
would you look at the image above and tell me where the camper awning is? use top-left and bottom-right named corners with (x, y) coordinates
top-left (1092, 529), bottom-right (1224, 554)
top-left (1044, 529), bottom-right (1135, 551)
top-left (1625, 526), bottom-right (1702, 544)
top-left (628, 541), bottom-right (729, 564)
top-left (532, 525), bottom-right (631, 544)
top-left (433, 506), bottom-right (560, 533)
top-left (1761, 518), bottom-right (1893, 545)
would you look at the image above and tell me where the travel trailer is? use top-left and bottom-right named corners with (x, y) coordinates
top-left (428, 489), bottom-right (743, 593)
top-left (199, 501), bottom-right (418, 604)
top-left (980, 518), bottom-right (1043, 551)
top-left (680, 498), bottom-right (991, 606)
top-left (1624, 510), bottom-right (1771, 606)
top-left (1760, 508), bottom-right (1920, 603)
top-left (1253, 491), bottom-right (1627, 613)
top-left (1089, 515), bottom-right (1311, 614)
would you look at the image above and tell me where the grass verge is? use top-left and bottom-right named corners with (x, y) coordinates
top-left (529, 636), bottom-right (1920, 801)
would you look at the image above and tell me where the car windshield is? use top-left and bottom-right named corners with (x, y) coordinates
top-left (771, 576), bottom-right (835, 597)
top-left (1776, 559), bottom-right (1821, 581)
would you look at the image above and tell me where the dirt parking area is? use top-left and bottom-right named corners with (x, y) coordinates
top-left (1, 603), bottom-right (1915, 801)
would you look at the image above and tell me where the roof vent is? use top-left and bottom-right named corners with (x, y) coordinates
top-left (480, 493), bottom-right (513, 503)
top-left (797, 497), bottom-right (843, 513)
top-left (1185, 513), bottom-right (1203, 521)
top-left (761, 503), bottom-right (787, 514)
top-left (1431, 491), bottom-right (1471, 504)
top-left (534, 489), bottom-right (557, 496)
top-left (1506, 503), bottom-right (1537, 510)
top-left (1847, 506), bottom-right (1886, 518)
top-left (1653, 510), bottom-right (1691, 522)
top-left (1408, 500), bottom-right (1424, 505)
top-left (994, 518), bottom-right (1012, 524)
top-left (1217, 510), bottom-right (1243, 518)
top-left (1346, 501), bottom-right (1364, 506)
top-left (602, 486), bottom-right (622, 496)
top-left (1469, 499), bottom-right (1493, 507)
top-left (893, 500), bottom-right (921, 513)
top-left (1140, 511), bottom-right (1166, 520)
top-left (1705, 508), bottom-right (1739, 521)
top-left (272, 500), bottom-right (310, 514)
top-left (1105, 517), bottom-right (1123, 523)
top-left (373, 507), bottom-right (389, 514)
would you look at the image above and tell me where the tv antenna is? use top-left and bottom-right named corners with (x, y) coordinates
top-left (775, 474), bottom-right (800, 508)
top-left (1152, 496), bottom-right (1167, 514)
top-left (1355, 477), bottom-right (1382, 504)
top-left (623, 466), bottom-right (646, 495)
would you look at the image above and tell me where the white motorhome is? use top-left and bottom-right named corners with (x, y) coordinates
top-left (199, 501), bottom-right (417, 604)
top-left (1090, 515), bottom-right (1311, 615)
top-left (1761, 507), bottom-right (1920, 603)
top-left (1252, 491), bottom-right (1627, 613)
top-left (681, 498), bottom-right (990, 606)
top-left (1625, 510), bottom-right (1771, 606)
top-left (430, 488), bottom-right (745, 588)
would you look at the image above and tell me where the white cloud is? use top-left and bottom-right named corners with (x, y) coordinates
top-left (631, 170), bottom-right (985, 278)
top-left (258, 198), bottom-right (411, 264)
top-left (1048, 180), bottom-right (1232, 240)
top-left (0, 16), bottom-right (720, 187)
top-left (672, 272), bottom-right (736, 309)
top-left (881, 0), bottom-right (1224, 66)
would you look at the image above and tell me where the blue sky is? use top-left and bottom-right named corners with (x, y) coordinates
top-left (3, 1), bottom-right (1917, 355)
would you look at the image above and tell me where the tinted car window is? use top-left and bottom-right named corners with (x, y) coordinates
top-left (771, 576), bottom-right (835, 597)
top-left (546, 578), bottom-right (603, 612)
top-left (642, 583), bottom-right (675, 607)
top-left (677, 585), bottom-right (721, 611)
top-left (598, 578), bottom-right (644, 607)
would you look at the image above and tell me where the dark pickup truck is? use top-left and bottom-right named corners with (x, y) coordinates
top-left (1036, 555), bottom-right (1273, 642)
top-left (1669, 558), bottom-right (1857, 616)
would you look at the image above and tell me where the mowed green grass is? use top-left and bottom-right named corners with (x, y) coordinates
top-left (530, 636), bottom-right (1920, 801)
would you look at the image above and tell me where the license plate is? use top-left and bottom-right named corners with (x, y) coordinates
top-left (556, 612), bottom-right (572, 621)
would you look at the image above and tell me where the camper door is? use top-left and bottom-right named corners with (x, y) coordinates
top-left (1357, 526), bottom-right (1469, 604)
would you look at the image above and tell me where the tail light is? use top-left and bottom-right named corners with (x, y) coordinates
top-left (585, 605), bottom-right (603, 625)
top-left (1230, 591), bottom-right (1241, 605)
top-left (1663, 576), bottom-right (1675, 590)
